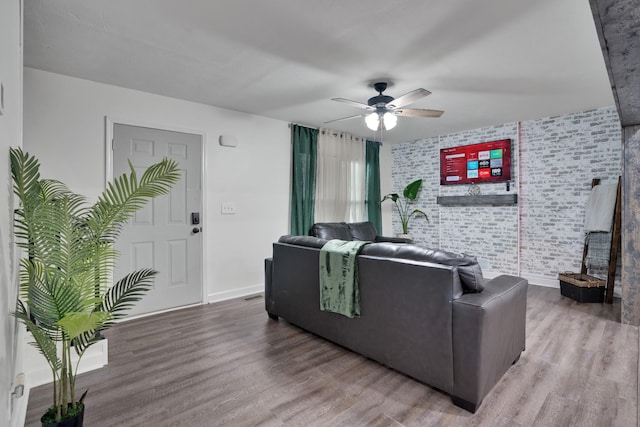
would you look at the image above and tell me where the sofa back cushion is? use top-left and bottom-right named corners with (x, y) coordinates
top-left (346, 222), bottom-right (378, 241)
top-left (311, 221), bottom-right (379, 241)
top-left (361, 243), bottom-right (485, 293)
top-left (310, 222), bottom-right (352, 240)
top-left (279, 235), bottom-right (328, 249)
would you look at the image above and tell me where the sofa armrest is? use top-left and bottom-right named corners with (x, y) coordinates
top-left (451, 275), bottom-right (528, 411)
top-left (374, 235), bottom-right (413, 244)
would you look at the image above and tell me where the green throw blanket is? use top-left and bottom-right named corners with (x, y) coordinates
top-left (319, 239), bottom-right (369, 318)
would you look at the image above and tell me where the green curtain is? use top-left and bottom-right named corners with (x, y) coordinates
top-left (365, 140), bottom-right (382, 234)
top-left (290, 125), bottom-right (318, 235)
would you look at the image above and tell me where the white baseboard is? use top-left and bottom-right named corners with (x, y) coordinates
top-left (488, 271), bottom-right (622, 297)
top-left (208, 284), bottom-right (264, 303)
top-left (483, 270), bottom-right (559, 288)
top-left (521, 273), bottom-right (560, 288)
top-left (122, 302), bottom-right (204, 322)
top-left (114, 283), bottom-right (266, 320)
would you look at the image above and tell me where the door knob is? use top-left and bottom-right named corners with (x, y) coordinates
top-left (192, 227), bottom-right (202, 234)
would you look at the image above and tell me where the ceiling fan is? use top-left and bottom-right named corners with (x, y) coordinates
top-left (326, 82), bottom-right (444, 131)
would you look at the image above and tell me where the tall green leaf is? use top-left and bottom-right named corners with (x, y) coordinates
top-left (57, 312), bottom-right (109, 340)
top-left (13, 301), bottom-right (61, 372)
top-left (87, 159), bottom-right (180, 240)
top-left (403, 179), bottom-right (423, 200)
top-left (73, 269), bottom-right (156, 353)
top-left (10, 147), bottom-right (40, 210)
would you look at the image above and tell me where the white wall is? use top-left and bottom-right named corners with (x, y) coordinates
top-left (23, 68), bottom-right (291, 303)
top-left (0, 1), bottom-right (23, 426)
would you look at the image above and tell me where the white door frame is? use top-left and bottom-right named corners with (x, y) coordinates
top-left (104, 116), bottom-right (208, 308)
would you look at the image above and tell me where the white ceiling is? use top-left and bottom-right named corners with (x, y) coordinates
top-left (24, 0), bottom-right (615, 143)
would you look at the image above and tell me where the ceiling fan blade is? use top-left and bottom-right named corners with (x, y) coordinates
top-left (324, 113), bottom-right (367, 124)
top-left (396, 108), bottom-right (444, 118)
top-left (387, 88), bottom-right (431, 108)
top-left (331, 98), bottom-right (373, 110)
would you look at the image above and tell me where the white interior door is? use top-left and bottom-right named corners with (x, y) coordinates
top-left (112, 124), bottom-right (203, 316)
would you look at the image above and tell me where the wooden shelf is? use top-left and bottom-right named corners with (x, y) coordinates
top-left (436, 194), bottom-right (518, 206)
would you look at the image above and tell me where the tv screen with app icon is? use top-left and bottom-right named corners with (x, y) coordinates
top-left (440, 139), bottom-right (511, 185)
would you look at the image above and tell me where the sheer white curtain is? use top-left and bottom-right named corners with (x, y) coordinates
top-left (314, 129), bottom-right (366, 223)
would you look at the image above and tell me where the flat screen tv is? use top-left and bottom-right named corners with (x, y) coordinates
top-left (440, 139), bottom-right (512, 185)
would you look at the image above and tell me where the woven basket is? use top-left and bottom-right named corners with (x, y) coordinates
top-left (558, 272), bottom-right (605, 288)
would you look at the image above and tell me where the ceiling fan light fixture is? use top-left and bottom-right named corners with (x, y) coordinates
top-left (383, 112), bottom-right (397, 130)
top-left (365, 112), bottom-right (380, 131)
top-left (329, 83), bottom-right (442, 130)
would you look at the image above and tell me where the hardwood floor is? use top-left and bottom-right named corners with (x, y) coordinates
top-left (25, 285), bottom-right (638, 426)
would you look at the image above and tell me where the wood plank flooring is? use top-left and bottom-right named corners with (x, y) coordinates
top-left (25, 285), bottom-right (638, 426)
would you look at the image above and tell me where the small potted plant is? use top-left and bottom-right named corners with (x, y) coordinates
top-left (10, 147), bottom-right (180, 426)
top-left (381, 178), bottom-right (429, 239)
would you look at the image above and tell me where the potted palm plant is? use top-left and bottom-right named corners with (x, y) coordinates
top-left (10, 147), bottom-right (180, 426)
top-left (381, 178), bottom-right (429, 239)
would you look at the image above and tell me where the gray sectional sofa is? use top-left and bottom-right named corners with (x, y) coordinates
top-left (264, 232), bottom-right (528, 413)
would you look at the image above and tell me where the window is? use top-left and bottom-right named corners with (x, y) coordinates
top-left (314, 130), bottom-right (366, 223)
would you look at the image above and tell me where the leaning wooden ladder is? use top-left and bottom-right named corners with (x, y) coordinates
top-left (580, 177), bottom-right (622, 304)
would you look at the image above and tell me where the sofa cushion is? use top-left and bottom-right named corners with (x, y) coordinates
top-left (346, 222), bottom-right (378, 241)
top-left (453, 256), bottom-right (484, 293)
top-left (361, 243), bottom-right (485, 292)
top-left (311, 222), bottom-right (352, 240)
top-left (278, 235), bottom-right (328, 249)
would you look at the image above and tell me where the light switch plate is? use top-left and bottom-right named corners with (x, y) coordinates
top-left (221, 202), bottom-right (236, 215)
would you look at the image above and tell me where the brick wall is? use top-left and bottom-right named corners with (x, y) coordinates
top-left (390, 137), bottom-right (440, 248)
top-left (391, 106), bottom-right (621, 286)
top-left (519, 107), bottom-right (621, 284)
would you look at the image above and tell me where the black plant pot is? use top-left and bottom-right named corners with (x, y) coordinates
top-left (41, 403), bottom-right (84, 427)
